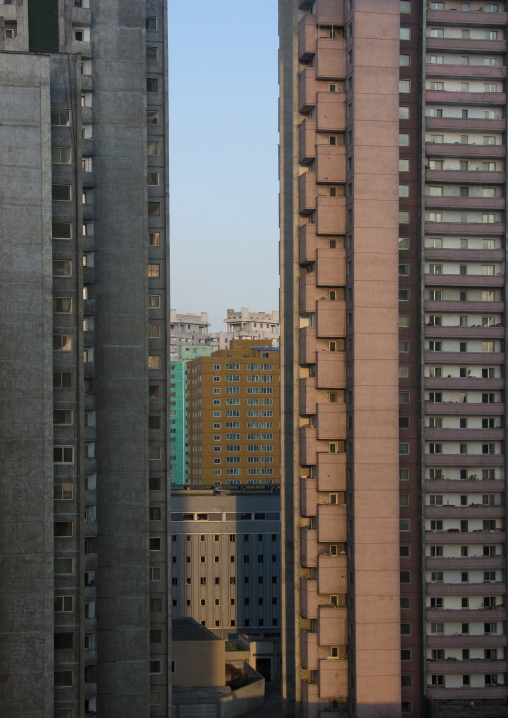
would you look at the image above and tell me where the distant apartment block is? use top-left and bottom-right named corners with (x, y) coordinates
top-left (208, 308), bottom-right (280, 350)
top-left (170, 489), bottom-right (281, 638)
top-left (187, 340), bottom-right (280, 486)
top-left (170, 309), bottom-right (210, 359)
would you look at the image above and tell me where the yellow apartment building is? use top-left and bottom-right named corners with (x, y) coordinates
top-left (187, 340), bottom-right (280, 486)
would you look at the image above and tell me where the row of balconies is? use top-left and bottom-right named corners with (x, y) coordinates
top-left (424, 428), bottom-right (504, 440)
top-left (423, 352), bottom-right (505, 365)
top-left (425, 273), bottom-right (505, 286)
top-left (425, 250), bottom-right (505, 263)
top-left (426, 89), bottom-right (507, 106)
top-left (426, 9), bottom-right (508, 26)
top-left (424, 299), bottom-right (504, 312)
top-left (425, 118), bottom-right (505, 133)
top-left (424, 378), bottom-right (504, 390)
top-left (425, 532), bottom-right (505, 545)
top-left (426, 454), bottom-right (504, 466)
top-left (426, 196), bottom-right (504, 210)
top-left (426, 64), bottom-right (507, 81)
top-left (424, 479), bottom-right (502, 492)
top-left (425, 142), bottom-right (505, 157)
top-left (425, 557), bottom-right (505, 570)
top-left (426, 37), bottom-right (507, 55)
top-left (427, 634), bottom-right (507, 650)
top-left (428, 685), bottom-right (508, 700)
top-left (424, 326), bottom-right (504, 339)
top-left (425, 505), bottom-right (504, 517)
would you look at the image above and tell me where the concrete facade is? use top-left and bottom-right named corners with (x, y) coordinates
top-left (0, 2), bottom-right (170, 716)
top-left (170, 310), bottom-right (210, 360)
top-left (170, 490), bottom-right (281, 638)
top-left (280, 1), bottom-right (508, 717)
top-left (208, 308), bottom-right (281, 350)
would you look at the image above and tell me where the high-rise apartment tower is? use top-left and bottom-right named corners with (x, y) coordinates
top-left (279, 1), bottom-right (508, 717)
top-left (0, 1), bottom-right (170, 716)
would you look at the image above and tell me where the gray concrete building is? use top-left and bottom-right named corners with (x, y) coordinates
top-left (170, 489), bottom-right (281, 640)
top-left (0, 2), bottom-right (170, 717)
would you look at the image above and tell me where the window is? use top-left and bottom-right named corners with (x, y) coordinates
top-left (147, 110), bottom-right (159, 125)
top-left (147, 172), bottom-right (159, 186)
top-left (54, 558), bottom-right (73, 575)
top-left (399, 80), bottom-right (410, 93)
top-left (146, 16), bottom-right (158, 30)
top-left (52, 147), bottom-right (71, 165)
top-left (399, 134), bottom-right (409, 147)
top-left (400, 28), bottom-right (410, 40)
top-left (147, 141), bottom-right (159, 156)
top-left (400, 54), bottom-right (410, 67)
top-left (53, 297), bottom-right (72, 314)
top-left (485, 31), bottom-right (498, 40)
top-left (429, 82), bottom-right (444, 91)
top-left (52, 185), bottom-right (71, 202)
top-left (148, 264), bottom-right (160, 278)
top-left (429, 134), bottom-right (443, 144)
top-left (400, 1), bottom-right (411, 12)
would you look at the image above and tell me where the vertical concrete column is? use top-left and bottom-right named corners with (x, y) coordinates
top-left (0, 53), bottom-right (54, 718)
top-left (350, 1), bottom-right (401, 715)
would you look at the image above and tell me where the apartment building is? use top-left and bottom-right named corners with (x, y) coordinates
top-left (187, 340), bottom-right (280, 486)
top-left (207, 308), bottom-right (280, 350)
top-left (279, 1), bottom-right (507, 717)
top-left (170, 489), bottom-right (281, 640)
top-left (170, 309), bottom-right (210, 359)
top-left (0, 2), bottom-right (170, 716)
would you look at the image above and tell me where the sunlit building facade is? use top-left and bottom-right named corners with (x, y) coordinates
top-left (279, 1), bottom-right (508, 717)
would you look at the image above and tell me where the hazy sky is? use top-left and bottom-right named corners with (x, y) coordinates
top-left (168, 1), bottom-right (280, 332)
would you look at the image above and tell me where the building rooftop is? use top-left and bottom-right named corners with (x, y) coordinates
top-left (172, 617), bottom-right (220, 642)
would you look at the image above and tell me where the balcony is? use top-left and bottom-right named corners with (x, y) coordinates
top-left (426, 37), bottom-right (507, 54)
top-left (425, 556), bottom-right (504, 571)
top-left (424, 272), bottom-right (505, 286)
top-left (424, 299), bottom-right (504, 313)
top-left (300, 224), bottom-right (317, 264)
top-left (301, 527), bottom-right (317, 568)
top-left (425, 196), bottom-right (504, 211)
top-left (299, 172), bottom-right (317, 215)
top-left (426, 504), bottom-right (504, 518)
top-left (300, 326), bottom-right (317, 364)
top-left (316, 403), bottom-right (346, 440)
top-left (425, 142), bottom-right (505, 158)
top-left (425, 118), bottom-right (505, 134)
top-left (301, 630), bottom-right (319, 670)
top-left (299, 68), bottom-right (317, 113)
top-left (426, 90), bottom-right (507, 107)
top-left (316, 248), bottom-right (346, 286)
top-left (427, 686), bottom-right (508, 701)
top-left (423, 352), bottom-right (505, 367)
top-left (301, 477), bottom-right (318, 517)
top-left (315, 144), bottom-right (346, 184)
top-left (315, 0), bottom-right (344, 26)
top-left (427, 579), bottom-right (506, 594)
top-left (318, 604), bottom-right (347, 646)
top-left (298, 14), bottom-right (316, 62)
top-left (316, 92), bottom-right (346, 132)
top-left (317, 504), bottom-right (347, 543)
top-left (425, 530), bottom-right (505, 552)
top-left (426, 609), bottom-right (506, 623)
top-left (425, 428), bottom-right (504, 442)
top-left (83, 330), bottom-right (95, 347)
top-left (300, 274), bottom-right (318, 314)
top-left (319, 658), bottom-right (348, 699)
top-left (84, 361), bottom-right (95, 379)
top-left (427, 659), bottom-right (507, 676)
top-left (83, 299), bottom-right (95, 317)
top-left (82, 266), bottom-right (95, 284)
top-left (300, 426), bottom-right (317, 466)
top-left (301, 680), bottom-right (319, 718)
top-left (424, 377), bottom-right (504, 391)
top-left (315, 38), bottom-right (346, 80)
top-left (84, 457), bottom-right (97, 473)
top-left (425, 249), bottom-right (505, 263)
top-left (427, 9), bottom-right (508, 26)
top-left (425, 325), bottom-right (505, 339)
top-left (425, 454), bottom-right (504, 467)
top-left (424, 479), bottom-right (502, 493)
top-left (426, 64), bottom-right (507, 81)
top-left (299, 120), bottom-right (316, 164)
top-left (427, 634), bottom-right (508, 649)
top-left (316, 300), bottom-right (346, 338)
top-left (300, 377), bottom-right (316, 415)
top-left (316, 196), bottom-right (346, 235)
top-left (316, 351), bottom-right (346, 389)
top-left (81, 106), bottom-right (93, 124)
top-left (301, 577), bottom-right (318, 619)
top-left (317, 553), bottom-right (347, 594)
top-left (316, 452), bottom-right (346, 492)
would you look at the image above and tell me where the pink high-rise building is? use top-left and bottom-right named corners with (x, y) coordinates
top-left (279, 1), bottom-right (508, 717)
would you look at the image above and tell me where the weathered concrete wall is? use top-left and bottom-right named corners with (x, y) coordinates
top-left (0, 52), bottom-right (54, 718)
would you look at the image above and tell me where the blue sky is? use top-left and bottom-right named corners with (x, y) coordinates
top-left (168, 1), bottom-right (280, 331)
